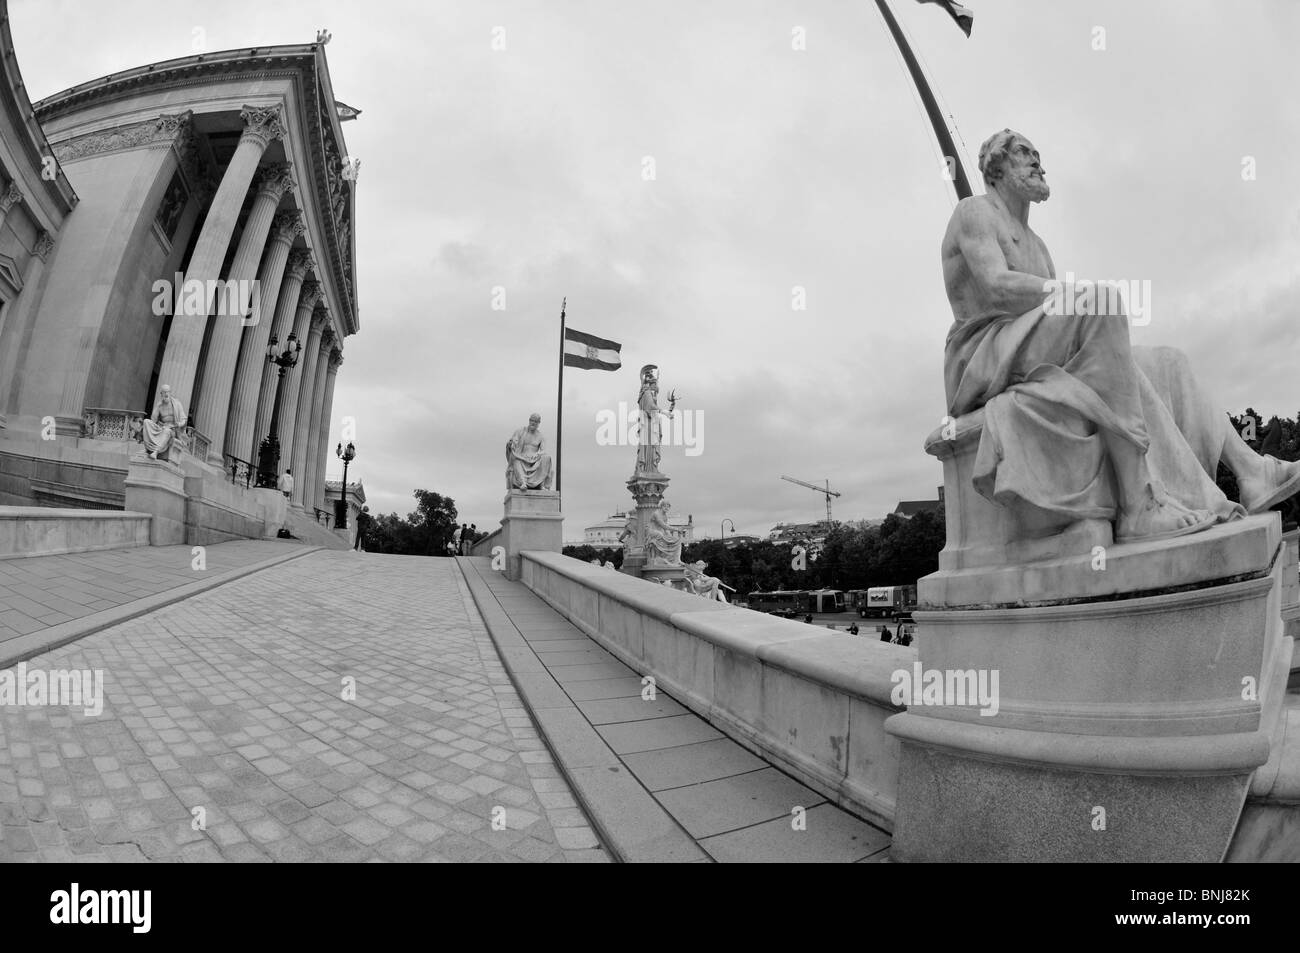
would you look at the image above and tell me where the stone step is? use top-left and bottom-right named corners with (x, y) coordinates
top-left (0, 506), bottom-right (151, 559)
top-left (281, 507), bottom-right (352, 551)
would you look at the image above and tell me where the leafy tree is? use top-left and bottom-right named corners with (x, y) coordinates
top-left (365, 489), bottom-right (459, 556)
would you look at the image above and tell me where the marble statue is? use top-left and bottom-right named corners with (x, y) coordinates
top-left (635, 365), bottom-right (662, 474)
top-left (940, 128), bottom-right (1300, 542)
top-left (142, 384), bottom-right (186, 461)
top-left (617, 513), bottom-right (637, 556)
top-left (505, 413), bottom-right (553, 491)
top-left (643, 501), bottom-right (684, 565)
top-left (685, 560), bottom-right (729, 602)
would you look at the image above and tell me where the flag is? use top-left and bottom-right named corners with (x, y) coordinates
top-left (563, 328), bottom-right (622, 371)
top-left (915, 0), bottom-right (974, 37)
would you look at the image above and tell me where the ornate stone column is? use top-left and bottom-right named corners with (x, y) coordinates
top-left (0, 231), bottom-right (54, 430)
top-left (155, 104), bottom-right (285, 416)
top-left (226, 209), bottom-right (304, 463)
top-left (194, 162), bottom-right (295, 465)
top-left (299, 330), bottom-right (334, 513)
top-left (308, 348), bottom-right (343, 512)
top-left (288, 314), bottom-right (328, 508)
top-left (309, 349), bottom-right (343, 515)
top-left (265, 281), bottom-right (321, 463)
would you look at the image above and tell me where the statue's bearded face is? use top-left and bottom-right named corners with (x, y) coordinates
top-left (1002, 137), bottom-right (1049, 202)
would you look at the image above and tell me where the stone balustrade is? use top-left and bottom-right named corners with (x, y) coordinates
top-left (519, 550), bottom-right (911, 830)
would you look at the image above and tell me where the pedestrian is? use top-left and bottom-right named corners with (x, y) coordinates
top-left (354, 505), bottom-right (372, 552)
top-left (276, 467), bottom-right (294, 500)
top-left (466, 523), bottom-right (478, 555)
top-left (848, 622), bottom-right (860, 636)
top-left (879, 626), bottom-right (892, 643)
top-left (454, 523), bottom-right (465, 555)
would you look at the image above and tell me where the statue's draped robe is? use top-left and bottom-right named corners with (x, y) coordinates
top-left (944, 303), bottom-right (1244, 528)
top-left (507, 429), bottom-right (552, 490)
top-left (142, 397), bottom-right (185, 459)
top-left (644, 514), bottom-right (682, 564)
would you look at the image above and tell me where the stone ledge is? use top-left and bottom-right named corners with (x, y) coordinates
top-left (521, 550), bottom-right (907, 830)
top-left (920, 513), bottom-right (1281, 609)
top-left (886, 710), bottom-right (1270, 775)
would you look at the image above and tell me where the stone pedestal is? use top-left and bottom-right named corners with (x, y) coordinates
top-left (123, 449), bottom-right (187, 545)
top-left (499, 490), bottom-right (562, 580)
top-left (621, 470), bottom-right (680, 579)
top-left (886, 513), bottom-right (1290, 863)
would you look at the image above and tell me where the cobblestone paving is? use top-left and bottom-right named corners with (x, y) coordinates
top-left (0, 540), bottom-right (298, 646)
top-left (0, 551), bottom-right (607, 862)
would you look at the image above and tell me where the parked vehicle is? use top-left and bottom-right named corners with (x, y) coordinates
top-left (748, 590), bottom-right (805, 618)
top-left (858, 585), bottom-right (917, 619)
top-left (804, 589), bottom-right (846, 613)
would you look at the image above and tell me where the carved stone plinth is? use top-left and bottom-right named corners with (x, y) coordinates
top-left (123, 448), bottom-right (187, 545)
top-left (888, 513), bottom-right (1291, 862)
top-left (621, 472), bottom-right (672, 578)
top-left (498, 489), bottom-right (562, 581)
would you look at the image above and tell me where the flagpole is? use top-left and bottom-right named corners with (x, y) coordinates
top-left (874, 0), bottom-right (973, 201)
top-left (555, 297), bottom-right (566, 496)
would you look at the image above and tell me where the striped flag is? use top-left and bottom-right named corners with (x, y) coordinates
top-left (915, 0), bottom-right (974, 37)
top-left (563, 328), bottom-right (622, 371)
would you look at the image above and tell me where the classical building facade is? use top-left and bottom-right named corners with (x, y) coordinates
top-left (0, 5), bottom-right (359, 543)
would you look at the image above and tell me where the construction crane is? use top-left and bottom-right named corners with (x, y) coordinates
top-left (780, 475), bottom-right (841, 525)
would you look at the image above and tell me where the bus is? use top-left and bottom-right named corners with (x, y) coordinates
top-left (747, 591), bottom-right (806, 617)
top-left (857, 585), bottom-right (917, 619)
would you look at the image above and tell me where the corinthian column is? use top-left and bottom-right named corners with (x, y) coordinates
top-left (297, 329), bottom-right (335, 513)
top-left (226, 209), bottom-right (305, 462)
top-left (265, 279), bottom-right (321, 462)
top-left (288, 315), bottom-right (329, 508)
top-left (194, 162), bottom-right (295, 465)
top-left (308, 349), bottom-right (343, 514)
top-left (156, 104), bottom-right (285, 417)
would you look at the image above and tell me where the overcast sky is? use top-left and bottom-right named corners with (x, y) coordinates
top-left (12, 0), bottom-right (1299, 539)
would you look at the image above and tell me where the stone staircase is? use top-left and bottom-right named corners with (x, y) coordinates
top-left (0, 506), bottom-right (150, 558)
top-left (281, 507), bottom-right (351, 551)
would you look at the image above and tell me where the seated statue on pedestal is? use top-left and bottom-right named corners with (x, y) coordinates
top-left (142, 384), bottom-right (186, 462)
top-left (644, 502), bottom-right (684, 565)
top-left (941, 129), bottom-right (1300, 543)
top-left (505, 413), bottom-right (553, 491)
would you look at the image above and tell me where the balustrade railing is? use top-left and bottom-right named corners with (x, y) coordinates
top-left (83, 408), bottom-right (210, 461)
top-left (224, 454), bottom-right (255, 489)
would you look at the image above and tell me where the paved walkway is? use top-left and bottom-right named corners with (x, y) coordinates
top-left (459, 557), bottom-right (891, 862)
top-left (0, 550), bottom-right (606, 862)
top-left (0, 540), bottom-right (300, 646)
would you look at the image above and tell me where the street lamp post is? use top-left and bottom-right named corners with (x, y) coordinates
top-left (335, 440), bottom-right (356, 529)
top-left (256, 332), bottom-right (300, 488)
top-left (721, 518), bottom-right (735, 546)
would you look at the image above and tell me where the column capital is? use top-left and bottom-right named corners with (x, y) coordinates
top-left (239, 104), bottom-right (287, 149)
top-left (33, 230), bottom-right (55, 261)
top-left (1, 180), bottom-right (22, 214)
top-left (271, 209), bottom-right (306, 247)
top-left (319, 327), bottom-right (336, 353)
top-left (298, 276), bottom-right (323, 307)
top-left (328, 348), bottom-right (343, 372)
top-left (254, 163), bottom-right (295, 202)
top-left (309, 305), bottom-right (330, 335)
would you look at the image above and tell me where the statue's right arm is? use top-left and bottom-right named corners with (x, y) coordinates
top-left (954, 200), bottom-right (1052, 316)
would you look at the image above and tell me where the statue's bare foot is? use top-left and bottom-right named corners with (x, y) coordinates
top-left (1238, 455), bottom-right (1300, 514)
top-left (1116, 487), bottom-right (1217, 542)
